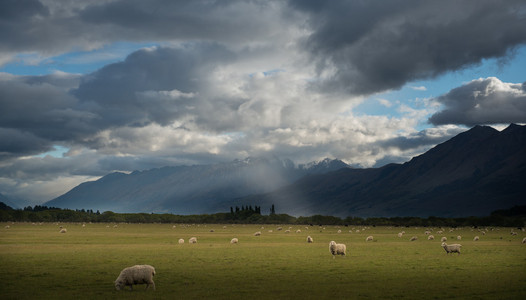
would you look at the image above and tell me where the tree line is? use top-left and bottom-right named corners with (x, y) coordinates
top-left (0, 202), bottom-right (524, 227)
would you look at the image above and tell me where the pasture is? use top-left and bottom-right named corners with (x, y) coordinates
top-left (1, 222), bottom-right (525, 299)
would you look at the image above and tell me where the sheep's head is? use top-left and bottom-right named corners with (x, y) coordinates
top-left (329, 241), bottom-right (336, 247)
top-left (441, 242), bottom-right (447, 247)
top-left (115, 280), bottom-right (124, 290)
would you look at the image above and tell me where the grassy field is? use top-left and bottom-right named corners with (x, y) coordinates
top-left (1, 222), bottom-right (525, 299)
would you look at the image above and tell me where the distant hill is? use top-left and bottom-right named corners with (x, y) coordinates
top-left (240, 124), bottom-right (526, 217)
top-left (44, 157), bottom-right (350, 213)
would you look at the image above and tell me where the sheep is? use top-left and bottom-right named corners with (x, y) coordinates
top-left (457, 235), bottom-right (462, 240)
top-left (230, 238), bottom-right (238, 244)
top-left (277, 227), bottom-right (283, 231)
top-left (442, 242), bottom-right (462, 255)
top-left (473, 236), bottom-right (479, 241)
top-left (428, 235), bottom-right (434, 240)
top-left (337, 230), bottom-right (342, 234)
top-left (329, 241), bottom-right (346, 258)
top-left (285, 230), bottom-right (290, 233)
top-left (397, 232), bottom-right (403, 238)
top-left (178, 239), bottom-right (184, 244)
top-left (522, 237), bottom-right (526, 244)
top-left (115, 265), bottom-right (156, 291)
top-left (254, 231), bottom-right (261, 236)
top-left (60, 228), bottom-right (67, 233)
top-left (441, 237), bottom-right (447, 242)
top-left (410, 236), bottom-right (417, 241)
top-left (296, 229), bottom-right (301, 233)
top-left (189, 237), bottom-right (197, 244)
top-left (366, 236), bottom-right (373, 242)
top-left (5, 225), bottom-right (10, 229)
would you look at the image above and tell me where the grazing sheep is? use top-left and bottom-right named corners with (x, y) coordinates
top-left (473, 236), bottom-right (479, 241)
top-left (254, 231), bottom-right (261, 236)
top-left (60, 228), bottom-right (67, 233)
top-left (285, 230), bottom-right (290, 233)
top-left (366, 236), bottom-right (373, 242)
top-left (296, 229), bottom-right (301, 233)
top-left (442, 242), bottom-right (462, 255)
top-left (329, 241), bottom-right (346, 258)
top-left (522, 237), bottom-right (526, 244)
top-left (441, 237), bottom-right (447, 242)
top-left (230, 238), bottom-right (238, 244)
top-left (5, 225), bottom-right (10, 229)
top-left (277, 227), bottom-right (283, 231)
top-left (410, 236), bottom-right (417, 241)
top-left (457, 236), bottom-right (462, 240)
top-left (428, 235), bottom-right (434, 240)
top-left (307, 236), bottom-right (313, 243)
top-left (189, 237), bottom-right (197, 244)
top-left (178, 239), bottom-right (184, 244)
top-left (397, 232), bottom-right (403, 238)
top-left (425, 231), bottom-right (431, 235)
top-left (337, 230), bottom-right (342, 233)
top-left (115, 265), bottom-right (156, 291)
top-left (511, 232), bottom-right (517, 236)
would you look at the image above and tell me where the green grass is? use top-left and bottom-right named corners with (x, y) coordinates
top-left (1, 223), bottom-right (525, 299)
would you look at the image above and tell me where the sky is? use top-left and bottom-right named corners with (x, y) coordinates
top-left (1, 0), bottom-right (526, 205)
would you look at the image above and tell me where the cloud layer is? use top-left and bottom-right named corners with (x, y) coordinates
top-left (1, 0), bottom-right (525, 203)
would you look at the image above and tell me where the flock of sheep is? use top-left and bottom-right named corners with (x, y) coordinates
top-left (106, 225), bottom-right (525, 291)
top-left (5, 222), bottom-right (522, 291)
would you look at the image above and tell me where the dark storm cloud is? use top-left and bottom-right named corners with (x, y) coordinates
top-left (290, 0), bottom-right (526, 95)
top-left (0, 44), bottom-right (239, 161)
top-left (73, 44), bottom-right (236, 128)
top-left (0, 0), bottom-right (284, 56)
top-left (78, 0), bottom-right (276, 42)
top-left (429, 77), bottom-right (526, 126)
top-left (0, 128), bottom-right (51, 160)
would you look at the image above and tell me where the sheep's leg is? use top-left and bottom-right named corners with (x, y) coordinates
top-left (152, 282), bottom-right (156, 291)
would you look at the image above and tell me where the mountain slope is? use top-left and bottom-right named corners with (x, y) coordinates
top-left (45, 157), bottom-right (350, 213)
top-left (242, 124), bottom-right (526, 217)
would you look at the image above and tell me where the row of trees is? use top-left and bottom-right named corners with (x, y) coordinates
top-left (1, 202), bottom-right (524, 227)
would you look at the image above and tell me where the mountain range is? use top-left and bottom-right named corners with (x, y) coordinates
top-left (44, 124), bottom-right (526, 217)
top-left (239, 124), bottom-right (526, 217)
top-left (45, 157), bottom-right (350, 214)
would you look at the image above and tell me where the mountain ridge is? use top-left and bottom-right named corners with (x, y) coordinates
top-left (45, 157), bottom-right (350, 213)
top-left (240, 124), bottom-right (526, 217)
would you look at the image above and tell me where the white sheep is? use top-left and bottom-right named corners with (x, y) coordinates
top-left (189, 237), bottom-right (197, 244)
top-left (410, 236), bottom-right (417, 241)
top-left (230, 238), bottom-right (238, 244)
top-left (473, 236), bottom-right (479, 241)
top-left (60, 228), bottom-right (67, 233)
top-left (457, 235), bottom-right (462, 240)
top-left (397, 232), bottom-right (403, 238)
top-left (178, 238), bottom-right (184, 244)
top-left (337, 230), bottom-right (342, 233)
top-left (254, 231), bottom-right (261, 236)
top-left (441, 237), bottom-right (447, 242)
top-left (115, 265), bottom-right (156, 291)
top-left (307, 236), bottom-right (313, 243)
top-left (366, 236), bottom-right (373, 242)
top-left (522, 237), bottom-right (526, 244)
top-left (428, 235), bottom-right (434, 240)
top-left (329, 241), bottom-right (346, 258)
top-left (296, 229), bottom-right (301, 233)
top-left (442, 242), bottom-right (462, 255)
